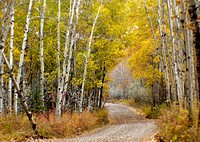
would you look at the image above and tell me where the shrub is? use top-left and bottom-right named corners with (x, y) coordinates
top-left (0, 109), bottom-right (109, 141)
top-left (0, 115), bottom-right (33, 141)
top-left (158, 105), bottom-right (199, 141)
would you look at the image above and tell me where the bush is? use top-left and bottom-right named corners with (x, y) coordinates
top-left (0, 109), bottom-right (109, 141)
top-left (158, 105), bottom-right (199, 141)
top-left (94, 109), bottom-right (109, 125)
top-left (0, 115), bottom-right (33, 141)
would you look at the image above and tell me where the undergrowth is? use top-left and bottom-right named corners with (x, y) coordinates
top-left (0, 109), bottom-right (109, 141)
top-left (158, 105), bottom-right (200, 142)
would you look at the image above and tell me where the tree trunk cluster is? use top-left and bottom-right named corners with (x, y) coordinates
top-left (0, 0), bottom-right (105, 134)
top-left (145, 0), bottom-right (200, 129)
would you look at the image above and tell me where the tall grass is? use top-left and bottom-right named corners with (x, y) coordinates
top-left (158, 105), bottom-right (200, 142)
top-left (0, 109), bottom-right (109, 141)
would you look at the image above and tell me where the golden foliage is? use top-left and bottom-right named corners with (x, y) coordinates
top-left (158, 105), bottom-right (199, 141)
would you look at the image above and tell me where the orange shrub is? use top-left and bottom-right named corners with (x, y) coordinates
top-left (158, 105), bottom-right (199, 141)
top-left (0, 109), bottom-right (109, 141)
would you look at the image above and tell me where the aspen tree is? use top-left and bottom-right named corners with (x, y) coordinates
top-left (0, 88), bottom-right (3, 116)
top-left (15, 0), bottom-right (34, 114)
top-left (56, 0), bottom-right (76, 116)
top-left (144, 0), bottom-right (158, 50)
top-left (9, 0), bottom-right (15, 115)
top-left (80, 0), bottom-right (103, 113)
top-left (157, 0), bottom-right (170, 102)
top-left (190, 32), bottom-right (196, 103)
top-left (172, 0), bottom-right (184, 102)
top-left (62, 0), bottom-right (81, 109)
top-left (0, 34), bottom-right (5, 116)
top-left (180, 0), bottom-right (188, 108)
top-left (64, 0), bottom-right (82, 110)
top-left (0, 0), bottom-right (13, 115)
top-left (57, 0), bottom-right (61, 115)
top-left (40, 0), bottom-right (46, 108)
top-left (188, 0), bottom-right (200, 128)
top-left (0, 0), bottom-right (12, 61)
top-left (184, 5), bottom-right (193, 125)
top-left (161, 0), bottom-right (173, 102)
top-left (166, 0), bottom-right (181, 104)
top-left (0, 59), bottom-right (4, 115)
top-left (179, 1), bottom-right (194, 123)
top-left (1, 0), bottom-right (37, 129)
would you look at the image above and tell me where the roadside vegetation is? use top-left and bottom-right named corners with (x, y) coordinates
top-left (1, 0), bottom-right (200, 141)
top-left (0, 109), bottom-right (109, 141)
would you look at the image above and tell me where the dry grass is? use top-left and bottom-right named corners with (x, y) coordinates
top-left (0, 109), bottom-right (109, 141)
top-left (158, 105), bottom-right (200, 142)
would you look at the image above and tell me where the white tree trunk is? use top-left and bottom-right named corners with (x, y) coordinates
top-left (15, 0), bottom-right (34, 114)
top-left (0, 0), bottom-right (12, 62)
top-left (166, 0), bottom-right (181, 104)
top-left (0, 60), bottom-right (4, 116)
top-left (181, 0), bottom-right (192, 110)
top-left (0, 89), bottom-right (3, 116)
top-left (62, 0), bottom-right (81, 108)
top-left (0, 0), bottom-right (13, 116)
top-left (56, 0), bottom-right (61, 116)
top-left (80, 0), bottom-right (103, 113)
top-left (56, 0), bottom-right (76, 117)
top-left (9, 0), bottom-right (15, 115)
top-left (56, 0), bottom-right (75, 116)
top-left (40, 0), bottom-right (46, 108)
top-left (184, 12), bottom-right (193, 123)
top-left (161, 0), bottom-right (173, 102)
top-left (158, 0), bottom-right (170, 102)
top-left (172, 0), bottom-right (184, 101)
top-left (144, 0), bottom-right (158, 50)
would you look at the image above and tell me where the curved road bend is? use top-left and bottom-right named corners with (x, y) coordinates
top-left (57, 103), bottom-right (158, 142)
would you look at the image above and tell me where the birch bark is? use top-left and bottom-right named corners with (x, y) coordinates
top-left (0, 87), bottom-right (3, 115)
top-left (161, 0), bottom-right (173, 102)
top-left (40, 0), bottom-right (46, 108)
top-left (183, 1), bottom-right (193, 123)
top-left (56, 0), bottom-right (61, 116)
top-left (0, 1), bottom-right (12, 61)
top-left (144, 0), bottom-right (158, 50)
top-left (172, 0), bottom-right (184, 101)
top-left (9, 0), bottom-right (15, 115)
top-left (0, 0), bottom-right (13, 115)
top-left (166, 0), bottom-right (181, 104)
top-left (0, 60), bottom-right (4, 116)
top-left (15, 0), bottom-right (34, 114)
top-left (80, 0), bottom-right (103, 113)
top-left (56, 0), bottom-right (76, 116)
top-left (158, 0), bottom-right (170, 102)
top-left (62, 0), bottom-right (78, 109)
top-left (188, 0), bottom-right (200, 127)
top-left (63, 0), bottom-right (82, 108)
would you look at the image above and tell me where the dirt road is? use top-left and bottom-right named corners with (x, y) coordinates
top-left (57, 103), bottom-right (158, 142)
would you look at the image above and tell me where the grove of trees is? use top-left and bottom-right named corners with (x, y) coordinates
top-left (0, 0), bottom-right (200, 138)
top-left (0, 0), bottom-right (132, 134)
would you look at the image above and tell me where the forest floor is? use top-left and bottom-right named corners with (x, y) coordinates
top-left (54, 103), bottom-right (158, 142)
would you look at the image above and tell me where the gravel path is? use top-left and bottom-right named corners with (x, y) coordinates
top-left (57, 103), bottom-right (158, 142)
